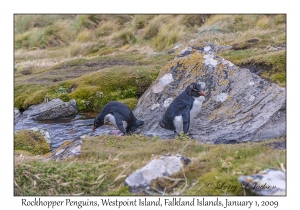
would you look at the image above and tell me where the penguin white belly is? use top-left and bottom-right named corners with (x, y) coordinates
top-left (104, 114), bottom-right (117, 128)
top-left (173, 115), bottom-right (183, 134)
top-left (104, 114), bottom-right (127, 130)
top-left (122, 121), bottom-right (127, 129)
top-left (189, 96), bottom-right (205, 130)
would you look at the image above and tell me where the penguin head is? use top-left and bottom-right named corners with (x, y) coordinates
top-left (188, 82), bottom-right (206, 97)
top-left (92, 117), bottom-right (104, 131)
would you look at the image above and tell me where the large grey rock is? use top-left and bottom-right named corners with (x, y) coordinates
top-left (124, 155), bottom-right (191, 193)
top-left (238, 169), bottom-right (286, 195)
top-left (25, 98), bottom-right (78, 121)
top-left (133, 44), bottom-right (286, 144)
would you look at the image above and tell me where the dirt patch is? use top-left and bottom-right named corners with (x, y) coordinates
top-left (240, 61), bottom-right (273, 76)
top-left (232, 38), bottom-right (260, 50)
top-left (55, 59), bottom-right (136, 70)
top-left (26, 59), bottom-right (137, 84)
top-left (266, 139), bottom-right (286, 150)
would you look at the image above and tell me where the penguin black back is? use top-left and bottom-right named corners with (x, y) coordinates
top-left (93, 101), bottom-right (144, 134)
top-left (159, 82), bottom-right (205, 134)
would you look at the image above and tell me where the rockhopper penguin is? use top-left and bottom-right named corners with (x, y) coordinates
top-left (159, 82), bottom-right (206, 135)
top-left (92, 101), bottom-right (144, 135)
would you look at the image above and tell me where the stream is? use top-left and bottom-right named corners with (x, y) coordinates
top-left (14, 111), bottom-right (114, 150)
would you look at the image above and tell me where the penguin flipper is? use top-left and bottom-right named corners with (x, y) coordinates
top-left (113, 112), bottom-right (127, 134)
top-left (182, 106), bottom-right (191, 134)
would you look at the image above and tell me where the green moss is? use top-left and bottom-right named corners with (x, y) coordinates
top-left (270, 72), bottom-right (286, 85)
top-left (14, 84), bottom-right (50, 110)
top-left (117, 98), bottom-right (138, 110)
top-left (66, 65), bottom-right (158, 111)
top-left (106, 186), bottom-right (132, 196)
top-left (14, 130), bottom-right (50, 155)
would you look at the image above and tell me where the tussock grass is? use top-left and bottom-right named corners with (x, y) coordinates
top-left (150, 15), bottom-right (185, 51)
top-left (108, 28), bottom-right (137, 47)
top-left (68, 42), bottom-right (103, 57)
top-left (76, 29), bottom-right (93, 42)
top-left (15, 19), bottom-right (74, 50)
top-left (95, 20), bottom-right (119, 37)
top-left (14, 14), bottom-right (74, 34)
top-left (14, 135), bottom-right (285, 196)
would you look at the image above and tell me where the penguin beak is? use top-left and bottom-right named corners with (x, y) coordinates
top-left (92, 125), bottom-right (96, 131)
top-left (199, 91), bottom-right (206, 96)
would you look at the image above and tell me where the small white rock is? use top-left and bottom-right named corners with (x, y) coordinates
top-left (204, 46), bottom-right (211, 51)
top-left (163, 98), bottom-right (174, 108)
top-left (151, 103), bottom-right (160, 111)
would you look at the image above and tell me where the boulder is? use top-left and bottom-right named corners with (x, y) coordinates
top-left (133, 44), bottom-right (286, 144)
top-left (238, 169), bottom-right (286, 195)
top-left (24, 98), bottom-right (78, 121)
top-left (43, 138), bottom-right (82, 161)
top-left (124, 154), bottom-right (191, 193)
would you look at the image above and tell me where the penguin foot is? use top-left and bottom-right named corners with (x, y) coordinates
top-left (109, 130), bottom-right (124, 136)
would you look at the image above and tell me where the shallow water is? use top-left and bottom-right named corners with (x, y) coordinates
top-left (14, 111), bottom-right (114, 150)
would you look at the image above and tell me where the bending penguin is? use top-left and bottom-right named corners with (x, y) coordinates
top-left (159, 82), bottom-right (206, 135)
top-left (92, 101), bottom-right (144, 136)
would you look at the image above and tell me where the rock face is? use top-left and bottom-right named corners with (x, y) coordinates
top-left (24, 98), bottom-right (78, 121)
top-left (124, 155), bottom-right (191, 193)
top-left (238, 169), bottom-right (286, 195)
top-left (133, 44), bottom-right (286, 144)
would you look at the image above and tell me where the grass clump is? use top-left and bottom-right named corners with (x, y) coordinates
top-left (152, 21), bottom-right (184, 51)
top-left (14, 130), bottom-right (50, 155)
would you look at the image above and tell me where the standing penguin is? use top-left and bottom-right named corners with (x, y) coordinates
top-left (92, 101), bottom-right (144, 135)
top-left (159, 82), bottom-right (206, 135)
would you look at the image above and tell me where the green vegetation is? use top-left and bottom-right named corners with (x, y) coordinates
top-left (14, 130), bottom-right (50, 155)
top-left (14, 135), bottom-right (285, 195)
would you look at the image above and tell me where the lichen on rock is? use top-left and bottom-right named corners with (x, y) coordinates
top-left (124, 154), bottom-right (191, 193)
